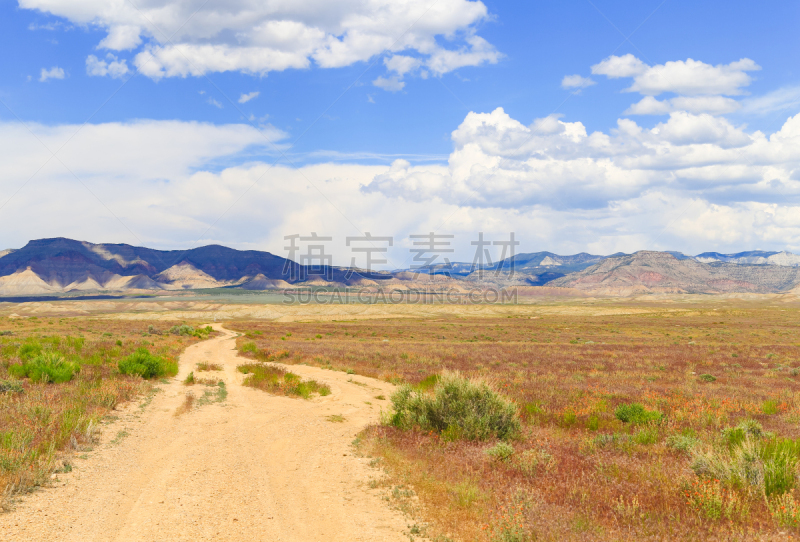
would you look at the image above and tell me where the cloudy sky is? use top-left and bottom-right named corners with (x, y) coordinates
top-left (1, 0), bottom-right (799, 268)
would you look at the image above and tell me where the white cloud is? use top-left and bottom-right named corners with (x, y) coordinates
top-left (238, 91), bottom-right (260, 104)
top-left (373, 76), bottom-right (405, 92)
top-left (626, 95), bottom-right (741, 115)
top-left (39, 66), bottom-right (64, 82)
top-left (207, 98), bottom-right (223, 109)
top-left (385, 55), bottom-right (423, 77)
top-left (593, 55), bottom-right (760, 96)
top-left (21, 0), bottom-right (499, 82)
top-left (591, 54), bottom-right (647, 78)
top-left (86, 54), bottom-right (129, 78)
top-left (2, 109), bottom-right (800, 259)
top-left (561, 74), bottom-right (595, 90)
top-left (741, 86), bottom-right (800, 116)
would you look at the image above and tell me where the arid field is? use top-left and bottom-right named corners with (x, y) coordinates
top-left (230, 302), bottom-right (800, 541)
top-left (1, 299), bottom-right (800, 541)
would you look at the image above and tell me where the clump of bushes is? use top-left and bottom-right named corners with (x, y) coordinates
top-left (691, 420), bottom-right (800, 496)
top-left (169, 325), bottom-right (213, 338)
top-left (615, 402), bottom-right (663, 425)
top-left (118, 347), bottom-right (177, 379)
top-left (8, 351), bottom-right (79, 383)
top-left (238, 363), bottom-right (330, 399)
top-left (386, 371), bottom-right (520, 441)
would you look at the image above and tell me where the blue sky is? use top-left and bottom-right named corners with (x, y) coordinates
top-left (0, 0), bottom-right (799, 265)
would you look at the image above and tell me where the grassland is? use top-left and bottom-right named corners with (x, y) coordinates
top-left (230, 303), bottom-right (800, 541)
top-left (0, 316), bottom-right (211, 509)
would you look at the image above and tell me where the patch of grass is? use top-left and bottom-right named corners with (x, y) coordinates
top-left (196, 362), bottom-right (222, 371)
top-left (386, 371), bottom-right (520, 441)
top-left (183, 371), bottom-right (195, 385)
top-left (327, 414), bottom-right (346, 423)
top-left (238, 363), bottom-right (330, 399)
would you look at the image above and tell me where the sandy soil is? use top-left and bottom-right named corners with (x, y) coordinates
top-left (0, 325), bottom-right (409, 541)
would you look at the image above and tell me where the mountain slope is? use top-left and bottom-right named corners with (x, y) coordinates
top-left (549, 251), bottom-right (800, 295)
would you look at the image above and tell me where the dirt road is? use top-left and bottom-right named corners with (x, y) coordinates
top-left (1, 326), bottom-right (409, 541)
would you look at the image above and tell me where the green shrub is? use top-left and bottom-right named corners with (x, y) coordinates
top-left (118, 348), bottom-right (177, 379)
top-left (761, 438), bottom-right (800, 495)
top-left (7, 352), bottom-right (78, 383)
top-left (486, 442), bottom-right (515, 461)
top-left (416, 374), bottom-right (440, 391)
top-left (241, 342), bottom-right (257, 354)
top-left (699, 374), bottom-right (716, 382)
top-left (722, 419), bottom-right (764, 448)
top-left (387, 371), bottom-right (520, 441)
top-left (614, 402), bottom-right (663, 425)
top-left (0, 380), bottom-right (24, 393)
top-left (17, 342), bottom-right (42, 361)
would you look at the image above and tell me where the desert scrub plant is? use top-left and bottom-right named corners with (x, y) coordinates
top-left (238, 363), bottom-right (331, 399)
top-left (614, 402), bottom-right (663, 425)
top-left (240, 341), bottom-right (258, 354)
top-left (0, 380), bottom-right (23, 393)
top-left (486, 442), bottom-right (515, 461)
top-left (184, 371), bottom-right (195, 385)
top-left (386, 371), bottom-right (520, 441)
top-left (196, 362), bottom-right (221, 371)
top-left (169, 325), bottom-right (212, 338)
top-left (666, 432), bottom-right (700, 455)
top-left (8, 352), bottom-right (79, 384)
top-left (691, 431), bottom-right (800, 496)
top-left (118, 348), bottom-right (178, 379)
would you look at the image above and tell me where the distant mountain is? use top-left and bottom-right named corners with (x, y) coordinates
top-left (549, 251), bottom-right (800, 296)
top-left (0, 238), bottom-right (313, 295)
top-left (2, 238), bottom-right (800, 297)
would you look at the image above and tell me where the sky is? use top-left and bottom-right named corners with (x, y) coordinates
top-left (0, 0), bottom-right (799, 268)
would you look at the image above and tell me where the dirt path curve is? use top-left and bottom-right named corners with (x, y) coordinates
top-left (1, 325), bottom-right (409, 542)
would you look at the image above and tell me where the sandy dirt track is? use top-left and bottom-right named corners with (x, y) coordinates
top-left (0, 325), bottom-right (409, 541)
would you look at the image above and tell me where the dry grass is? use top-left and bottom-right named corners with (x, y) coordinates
top-left (0, 316), bottom-right (210, 509)
top-left (196, 362), bottom-right (221, 371)
top-left (229, 303), bottom-right (800, 540)
top-left (174, 392), bottom-right (195, 416)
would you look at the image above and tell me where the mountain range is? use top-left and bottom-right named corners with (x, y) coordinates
top-left (1, 238), bottom-right (800, 297)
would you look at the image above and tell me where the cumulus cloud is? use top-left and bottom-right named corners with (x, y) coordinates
top-left (2, 109), bottom-right (800, 259)
top-left (373, 76), bottom-right (405, 92)
top-left (39, 66), bottom-right (64, 82)
top-left (20, 0), bottom-right (500, 83)
top-left (86, 54), bottom-right (129, 78)
top-left (593, 55), bottom-right (760, 96)
top-left (561, 74), bottom-right (595, 90)
top-left (363, 106), bottom-right (800, 217)
top-left (626, 95), bottom-right (741, 115)
top-left (238, 91), bottom-right (260, 104)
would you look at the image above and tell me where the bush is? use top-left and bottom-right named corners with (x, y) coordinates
top-left (238, 362), bottom-right (330, 398)
top-left (666, 433), bottom-right (700, 454)
top-left (169, 325), bottom-right (212, 338)
top-left (614, 402), bottom-right (663, 425)
top-left (0, 380), bottom-right (24, 393)
top-left (699, 374), bottom-right (716, 382)
top-left (241, 342), bottom-right (257, 354)
top-left (691, 429), bottom-right (800, 496)
top-left (387, 371), bottom-right (520, 441)
top-left (486, 442), bottom-right (515, 461)
top-left (118, 348), bottom-right (177, 379)
top-left (7, 352), bottom-right (78, 383)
